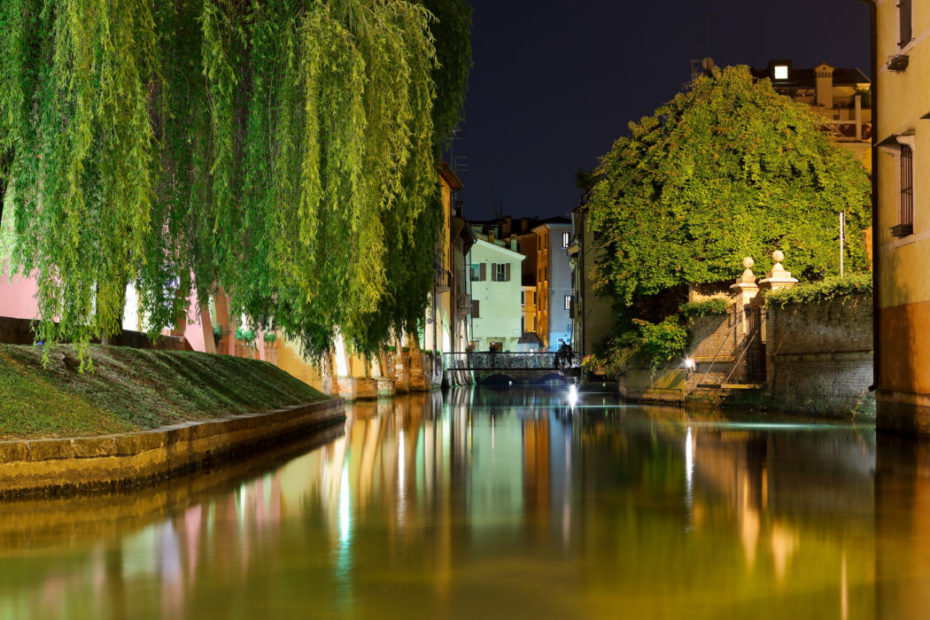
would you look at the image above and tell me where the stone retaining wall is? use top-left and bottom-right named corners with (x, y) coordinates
top-left (0, 398), bottom-right (345, 497)
top-left (766, 294), bottom-right (874, 417)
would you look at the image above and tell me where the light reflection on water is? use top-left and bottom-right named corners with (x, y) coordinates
top-left (0, 387), bottom-right (928, 618)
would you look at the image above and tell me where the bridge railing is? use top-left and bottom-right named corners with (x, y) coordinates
top-left (441, 351), bottom-right (581, 371)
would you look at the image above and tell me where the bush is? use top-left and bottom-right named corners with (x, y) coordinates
top-left (634, 317), bottom-right (689, 372)
top-left (263, 331), bottom-right (278, 343)
top-left (235, 327), bottom-right (256, 343)
top-left (603, 316), bottom-right (689, 376)
top-left (679, 298), bottom-right (729, 320)
top-left (765, 273), bottom-right (872, 309)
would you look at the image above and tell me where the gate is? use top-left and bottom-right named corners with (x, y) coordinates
top-left (745, 306), bottom-right (766, 382)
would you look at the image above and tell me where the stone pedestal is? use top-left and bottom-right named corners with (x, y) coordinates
top-left (376, 377), bottom-right (396, 398)
top-left (758, 250), bottom-right (798, 291)
top-left (729, 256), bottom-right (760, 305)
top-left (336, 376), bottom-right (378, 401)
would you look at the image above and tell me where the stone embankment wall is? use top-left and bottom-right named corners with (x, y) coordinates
top-left (617, 294), bottom-right (874, 418)
top-left (766, 294), bottom-right (874, 417)
top-left (0, 399), bottom-right (344, 497)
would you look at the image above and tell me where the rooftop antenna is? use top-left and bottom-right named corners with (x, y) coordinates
top-left (453, 154), bottom-right (470, 176)
top-left (447, 128), bottom-right (462, 169)
top-left (689, 14), bottom-right (715, 81)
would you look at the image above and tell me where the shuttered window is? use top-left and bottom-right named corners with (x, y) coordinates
top-left (901, 143), bottom-right (914, 229)
top-left (900, 0), bottom-right (913, 48)
top-left (471, 300), bottom-right (480, 318)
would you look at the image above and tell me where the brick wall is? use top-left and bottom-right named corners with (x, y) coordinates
top-left (766, 294), bottom-right (874, 418)
top-left (687, 311), bottom-right (736, 388)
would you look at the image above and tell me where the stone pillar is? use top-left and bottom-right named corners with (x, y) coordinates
top-left (369, 352), bottom-right (395, 398)
top-left (729, 257), bottom-right (761, 384)
top-left (758, 250), bottom-right (799, 292)
top-left (758, 250), bottom-right (798, 389)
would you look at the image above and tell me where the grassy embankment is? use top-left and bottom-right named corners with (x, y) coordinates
top-left (0, 345), bottom-right (327, 439)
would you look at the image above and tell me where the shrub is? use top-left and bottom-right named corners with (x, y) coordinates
top-left (765, 273), bottom-right (872, 309)
top-left (235, 327), bottom-right (256, 343)
top-left (603, 316), bottom-right (689, 376)
top-left (263, 332), bottom-right (278, 343)
top-left (679, 298), bottom-right (729, 320)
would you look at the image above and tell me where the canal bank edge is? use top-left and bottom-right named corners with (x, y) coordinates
top-left (0, 398), bottom-right (345, 498)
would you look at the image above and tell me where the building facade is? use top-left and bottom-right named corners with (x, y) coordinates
top-left (468, 237), bottom-right (524, 351)
top-left (869, 0), bottom-right (930, 433)
top-left (751, 59), bottom-right (872, 171)
top-left (568, 204), bottom-right (613, 358)
top-left (531, 219), bottom-right (573, 351)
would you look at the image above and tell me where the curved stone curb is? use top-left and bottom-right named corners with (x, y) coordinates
top-left (0, 398), bottom-right (345, 498)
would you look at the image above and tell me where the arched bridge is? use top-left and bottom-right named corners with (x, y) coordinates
top-left (442, 351), bottom-right (581, 387)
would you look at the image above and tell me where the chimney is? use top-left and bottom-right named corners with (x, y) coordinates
top-left (815, 63), bottom-right (834, 109)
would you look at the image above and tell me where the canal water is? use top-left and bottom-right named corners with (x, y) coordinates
top-left (0, 387), bottom-right (927, 618)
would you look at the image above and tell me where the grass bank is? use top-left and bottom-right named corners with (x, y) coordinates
top-left (0, 345), bottom-right (327, 439)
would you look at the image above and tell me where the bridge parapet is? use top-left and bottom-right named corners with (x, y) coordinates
top-left (441, 351), bottom-right (580, 372)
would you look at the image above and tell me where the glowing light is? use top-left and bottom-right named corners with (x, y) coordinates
top-left (568, 384), bottom-right (578, 408)
top-left (685, 426), bottom-right (694, 506)
top-left (774, 64), bottom-right (789, 80)
top-left (339, 461), bottom-right (350, 544)
top-left (683, 357), bottom-right (696, 371)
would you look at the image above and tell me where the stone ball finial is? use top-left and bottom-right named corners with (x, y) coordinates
top-left (772, 250), bottom-right (785, 264)
top-left (742, 256), bottom-right (754, 270)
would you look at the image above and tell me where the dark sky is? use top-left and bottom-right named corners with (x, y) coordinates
top-left (452, 0), bottom-right (872, 221)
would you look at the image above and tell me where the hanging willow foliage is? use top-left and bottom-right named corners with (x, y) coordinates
top-left (0, 0), bottom-right (472, 364)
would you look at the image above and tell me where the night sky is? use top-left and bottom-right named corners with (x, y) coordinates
top-left (453, 0), bottom-right (872, 221)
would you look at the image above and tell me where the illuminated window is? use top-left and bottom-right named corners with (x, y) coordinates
top-left (562, 231), bottom-right (570, 248)
top-left (774, 65), bottom-right (789, 80)
top-left (564, 295), bottom-right (572, 311)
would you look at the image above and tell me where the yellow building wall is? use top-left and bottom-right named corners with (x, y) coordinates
top-left (277, 339), bottom-right (325, 392)
top-left (874, 0), bottom-right (930, 431)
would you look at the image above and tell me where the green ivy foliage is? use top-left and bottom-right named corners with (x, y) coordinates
top-left (679, 298), bottom-right (729, 320)
top-left (765, 273), bottom-right (872, 308)
top-left (0, 0), bottom-right (472, 366)
top-left (588, 66), bottom-right (871, 310)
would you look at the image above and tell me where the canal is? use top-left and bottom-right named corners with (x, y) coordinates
top-left (0, 387), bottom-right (927, 618)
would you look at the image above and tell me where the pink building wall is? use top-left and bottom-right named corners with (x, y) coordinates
top-left (0, 263), bottom-right (40, 320)
top-left (0, 262), bottom-right (210, 353)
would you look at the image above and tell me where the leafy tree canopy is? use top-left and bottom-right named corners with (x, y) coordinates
top-left (587, 65), bottom-right (871, 309)
top-left (0, 0), bottom-right (471, 364)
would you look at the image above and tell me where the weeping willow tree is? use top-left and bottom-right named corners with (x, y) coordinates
top-left (0, 0), bottom-right (472, 365)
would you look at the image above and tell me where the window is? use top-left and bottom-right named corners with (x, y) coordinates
top-left (899, 143), bottom-right (915, 235)
top-left (521, 316), bottom-right (525, 333)
top-left (773, 64), bottom-right (789, 80)
top-left (471, 300), bottom-right (480, 318)
top-left (494, 263), bottom-right (507, 281)
top-left (564, 295), bottom-right (573, 311)
top-left (470, 264), bottom-right (480, 281)
top-left (521, 291), bottom-right (525, 305)
top-left (900, 0), bottom-right (913, 48)
top-left (561, 231), bottom-right (570, 248)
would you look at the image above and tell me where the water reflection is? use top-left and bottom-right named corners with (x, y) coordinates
top-left (0, 388), bottom-right (929, 617)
